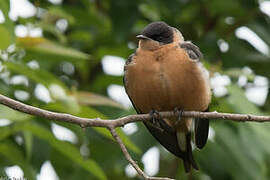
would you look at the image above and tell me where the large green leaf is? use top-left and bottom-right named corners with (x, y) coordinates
top-left (28, 123), bottom-right (107, 180)
top-left (0, 105), bottom-right (31, 122)
top-left (5, 61), bottom-right (68, 91)
top-left (0, 0), bottom-right (9, 17)
top-left (248, 22), bottom-right (270, 47)
top-left (23, 131), bottom-right (33, 161)
top-left (0, 0), bottom-right (14, 46)
top-left (202, 85), bottom-right (270, 179)
top-left (0, 25), bottom-right (13, 49)
top-left (90, 74), bottom-right (123, 93)
top-left (226, 85), bottom-right (262, 114)
top-left (0, 122), bottom-right (107, 180)
top-left (17, 37), bottom-right (90, 61)
top-left (0, 141), bottom-right (35, 180)
top-left (73, 91), bottom-right (125, 109)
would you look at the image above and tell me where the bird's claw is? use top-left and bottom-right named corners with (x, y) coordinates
top-left (149, 109), bottom-right (161, 128)
top-left (149, 109), bottom-right (176, 133)
top-left (174, 108), bottom-right (184, 126)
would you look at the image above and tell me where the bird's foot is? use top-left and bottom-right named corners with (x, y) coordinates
top-left (149, 109), bottom-right (176, 133)
top-left (149, 109), bottom-right (161, 128)
top-left (174, 108), bottom-right (184, 126)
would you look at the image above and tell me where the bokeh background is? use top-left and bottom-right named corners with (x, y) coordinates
top-left (0, 0), bottom-right (270, 179)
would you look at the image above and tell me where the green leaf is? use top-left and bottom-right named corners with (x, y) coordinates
top-left (23, 131), bottom-right (33, 161)
top-left (0, 0), bottom-right (9, 17)
top-left (206, 85), bottom-right (269, 179)
top-left (0, 1), bottom-right (14, 49)
top-left (45, 102), bottom-right (106, 119)
top-left (226, 85), bottom-right (261, 114)
top-left (5, 61), bottom-right (68, 91)
top-left (45, 6), bottom-right (76, 25)
top-left (27, 123), bottom-right (107, 180)
top-left (0, 104), bottom-right (31, 122)
top-left (0, 25), bottom-right (13, 49)
top-left (248, 23), bottom-right (270, 47)
top-left (0, 0), bottom-right (14, 32)
top-left (90, 74), bottom-right (123, 93)
top-left (218, 125), bottom-right (261, 179)
top-left (0, 141), bottom-right (35, 180)
top-left (74, 91), bottom-right (125, 109)
top-left (17, 37), bottom-right (91, 61)
top-left (0, 122), bottom-right (27, 140)
top-left (37, 22), bottom-right (67, 44)
top-left (0, 122), bottom-right (107, 180)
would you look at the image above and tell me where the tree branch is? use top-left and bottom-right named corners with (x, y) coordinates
top-left (1, 93), bottom-right (270, 180)
top-left (109, 127), bottom-right (174, 180)
top-left (0, 94), bottom-right (269, 129)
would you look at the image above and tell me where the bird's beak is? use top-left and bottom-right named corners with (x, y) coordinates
top-left (136, 35), bottom-right (151, 40)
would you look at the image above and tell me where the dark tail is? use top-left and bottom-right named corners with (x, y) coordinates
top-left (183, 133), bottom-right (199, 173)
top-left (195, 107), bottom-right (210, 149)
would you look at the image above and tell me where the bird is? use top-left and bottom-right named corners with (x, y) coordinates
top-left (123, 21), bottom-right (211, 172)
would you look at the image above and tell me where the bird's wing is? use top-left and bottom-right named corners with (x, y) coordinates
top-left (180, 41), bottom-right (209, 149)
top-left (180, 41), bottom-right (203, 60)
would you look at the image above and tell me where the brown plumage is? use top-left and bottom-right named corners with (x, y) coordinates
top-left (123, 22), bottom-right (211, 172)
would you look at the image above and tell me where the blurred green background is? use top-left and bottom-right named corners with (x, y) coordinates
top-left (0, 0), bottom-right (270, 179)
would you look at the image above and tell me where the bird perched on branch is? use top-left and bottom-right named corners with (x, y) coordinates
top-left (123, 21), bottom-right (211, 172)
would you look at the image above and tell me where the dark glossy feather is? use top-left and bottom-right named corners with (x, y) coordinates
top-left (180, 42), bottom-right (203, 60)
top-left (195, 108), bottom-right (209, 149)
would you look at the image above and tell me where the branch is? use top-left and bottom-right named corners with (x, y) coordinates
top-left (0, 94), bottom-right (269, 129)
top-left (109, 127), bottom-right (174, 180)
top-left (1, 93), bottom-right (270, 180)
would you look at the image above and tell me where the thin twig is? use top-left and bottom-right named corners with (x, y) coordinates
top-left (1, 93), bottom-right (270, 180)
top-left (109, 127), bottom-right (174, 180)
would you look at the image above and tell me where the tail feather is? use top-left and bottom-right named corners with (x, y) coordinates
top-left (143, 116), bottom-right (199, 173)
top-left (195, 108), bottom-right (210, 149)
top-left (183, 157), bottom-right (191, 173)
top-left (182, 133), bottom-right (199, 172)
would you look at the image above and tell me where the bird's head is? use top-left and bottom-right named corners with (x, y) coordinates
top-left (137, 21), bottom-right (184, 50)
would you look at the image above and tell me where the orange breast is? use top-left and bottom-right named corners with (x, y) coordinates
top-left (125, 44), bottom-right (211, 114)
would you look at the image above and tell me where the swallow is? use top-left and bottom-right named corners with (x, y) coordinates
top-left (123, 21), bottom-right (211, 172)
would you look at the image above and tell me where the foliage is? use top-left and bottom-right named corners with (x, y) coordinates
top-left (0, 0), bottom-right (270, 179)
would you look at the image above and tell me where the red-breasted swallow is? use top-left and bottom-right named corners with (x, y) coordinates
top-left (123, 21), bottom-right (211, 172)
